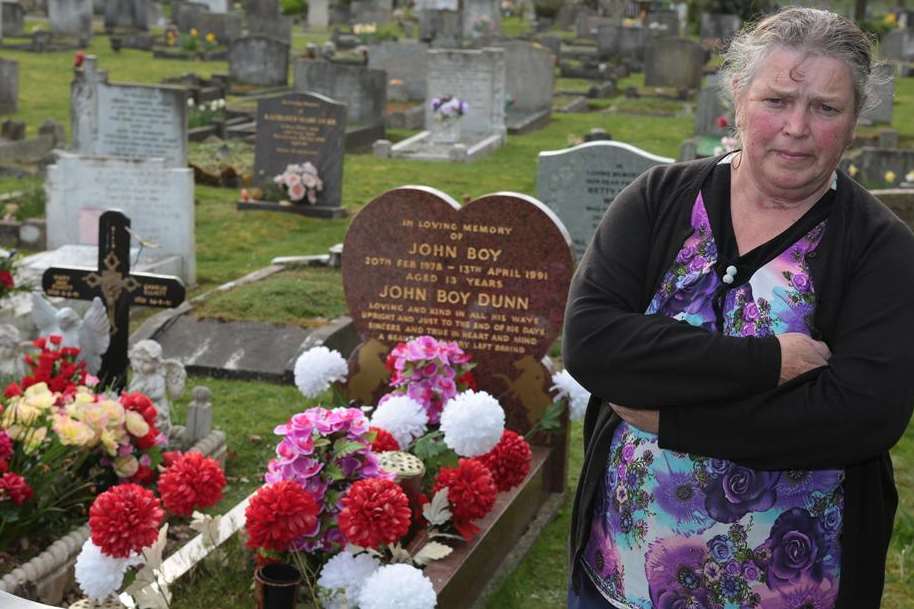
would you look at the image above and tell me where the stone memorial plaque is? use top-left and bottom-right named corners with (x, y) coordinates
top-left (537, 141), bottom-right (674, 259)
top-left (46, 152), bottom-right (196, 284)
top-left (426, 48), bottom-right (506, 137)
top-left (93, 84), bottom-right (187, 165)
top-left (293, 59), bottom-right (386, 127)
top-left (644, 37), bottom-right (705, 89)
top-left (0, 59), bottom-right (17, 115)
top-left (48, 0), bottom-right (93, 37)
top-left (253, 92), bottom-right (345, 210)
top-left (229, 36), bottom-right (290, 87)
top-left (342, 187), bottom-right (575, 433)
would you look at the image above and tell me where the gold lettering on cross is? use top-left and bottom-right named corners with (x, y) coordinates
top-left (84, 252), bottom-right (140, 335)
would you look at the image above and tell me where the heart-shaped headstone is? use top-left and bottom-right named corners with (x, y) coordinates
top-left (342, 186), bottom-right (575, 433)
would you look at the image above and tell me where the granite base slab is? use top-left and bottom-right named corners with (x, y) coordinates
top-left (385, 130), bottom-right (506, 162)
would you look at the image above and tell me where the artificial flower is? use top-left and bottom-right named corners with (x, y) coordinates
top-left (113, 455), bottom-right (139, 478)
top-left (369, 426), bottom-right (399, 452)
top-left (89, 483), bottom-right (164, 558)
top-left (317, 549), bottom-right (380, 601)
top-left (439, 390), bottom-right (505, 457)
top-left (74, 539), bottom-right (143, 600)
top-left (245, 480), bottom-right (320, 552)
top-left (158, 451), bottom-right (226, 517)
top-left (357, 563), bottom-right (436, 609)
top-left (0, 472), bottom-right (33, 505)
top-left (550, 369), bottom-right (591, 422)
top-left (475, 430), bottom-right (532, 492)
top-left (370, 395), bottom-right (428, 449)
top-left (0, 430), bottom-right (13, 461)
top-left (338, 478), bottom-right (411, 549)
top-left (293, 346), bottom-right (348, 398)
top-left (433, 459), bottom-right (496, 540)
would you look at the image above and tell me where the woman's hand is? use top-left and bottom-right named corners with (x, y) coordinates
top-left (610, 403), bottom-right (659, 433)
top-left (776, 332), bottom-right (831, 385)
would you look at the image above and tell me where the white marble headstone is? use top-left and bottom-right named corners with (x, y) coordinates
top-left (426, 47), bottom-right (506, 137)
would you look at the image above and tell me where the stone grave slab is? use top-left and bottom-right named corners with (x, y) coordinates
top-left (499, 40), bottom-right (554, 134)
top-left (48, 0), bottom-right (93, 38)
top-left (0, 59), bottom-right (17, 115)
top-left (46, 152), bottom-right (196, 284)
top-left (368, 40), bottom-right (429, 102)
top-left (1, 1), bottom-right (24, 37)
top-left (71, 56), bottom-right (188, 167)
top-left (596, 24), bottom-right (646, 62)
top-left (244, 91), bottom-right (346, 217)
top-left (644, 37), bottom-right (705, 90)
top-left (229, 36), bottom-right (290, 86)
top-left (861, 63), bottom-right (894, 125)
top-left (537, 140), bottom-right (674, 259)
top-left (293, 59), bottom-right (386, 129)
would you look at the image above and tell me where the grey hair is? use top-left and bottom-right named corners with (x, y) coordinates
top-left (720, 7), bottom-right (881, 121)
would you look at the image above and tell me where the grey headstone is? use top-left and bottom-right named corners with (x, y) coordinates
top-left (182, 385), bottom-right (213, 445)
top-left (462, 0), bottom-right (500, 45)
top-left (861, 63), bottom-right (894, 125)
top-left (48, 0), bottom-right (93, 37)
top-left (229, 36), bottom-right (290, 86)
top-left (307, 0), bottom-right (328, 28)
top-left (426, 47), bottom-right (506, 137)
top-left (596, 24), bottom-right (645, 61)
top-left (293, 59), bottom-right (386, 127)
top-left (0, 59), bottom-right (17, 116)
top-left (70, 57), bottom-right (188, 166)
top-left (841, 147), bottom-right (914, 188)
top-left (882, 30), bottom-right (914, 62)
top-left (420, 8), bottom-right (461, 48)
top-left (1, 118), bottom-right (24, 139)
top-left (253, 92), bottom-right (346, 212)
top-left (246, 13), bottom-right (292, 43)
top-left (646, 10), bottom-right (679, 38)
top-left (694, 73), bottom-right (730, 137)
top-left (538, 35), bottom-right (561, 58)
top-left (104, 0), bottom-right (149, 30)
top-left (699, 13), bottom-right (741, 43)
top-left (572, 6), bottom-right (596, 37)
top-left (351, 0), bottom-right (392, 24)
top-left (197, 0), bottom-right (226, 12)
top-left (1, 1), bottom-right (24, 37)
top-left (537, 140), bottom-right (674, 259)
top-left (367, 40), bottom-right (429, 102)
top-left (191, 11), bottom-right (242, 43)
top-left (500, 40), bottom-right (554, 114)
top-left (173, 1), bottom-right (207, 32)
top-left (644, 38), bottom-right (705, 89)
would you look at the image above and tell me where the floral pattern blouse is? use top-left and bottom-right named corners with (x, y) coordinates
top-left (582, 180), bottom-right (844, 609)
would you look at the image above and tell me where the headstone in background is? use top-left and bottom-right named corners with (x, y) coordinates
top-left (45, 152), bottom-right (196, 284)
top-left (694, 73), bottom-right (730, 137)
top-left (229, 36), bottom-right (290, 86)
top-left (841, 147), bottom-right (914, 189)
top-left (191, 10), bottom-right (242, 43)
top-left (646, 9), bottom-right (679, 37)
top-left (861, 63), bottom-right (894, 125)
top-left (500, 40), bottom-right (554, 130)
top-left (1, 1), bottom-right (24, 36)
top-left (245, 0), bottom-right (291, 44)
top-left (596, 23), bottom-right (645, 62)
top-left (104, 0), bottom-right (149, 30)
top-left (426, 47), bottom-right (506, 138)
top-left (341, 186), bottom-right (575, 434)
top-left (462, 0), bottom-right (500, 46)
top-left (70, 57), bottom-right (187, 166)
top-left (306, 0), bottom-right (328, 28)
top-left (48, 0), bottom-right (93, 38)
top-left (293, 59), bottom-right (386, 127)
top-left (252, 92), bottom-right (346, 213)
top-left (0, 59), bottom-right (17, 115)
top-left (644, 37), bottom-right (705, 89)
top-left (351, 0), bottom-right (392, 24)
top-left (197, 0), bottom-right (226, 13)
top-left (368, 41), bottom-right (430, 102)
top-left (537, 34), bottom-right (561, 59)
top-left (572, 5), bottom-right (596, 37)
top-left (699, 12), bottom-right (741, 45)
top-left (882, 29), bottom-right (914, 62)
top-left (537, 140), bottom-right (674, 259)
top-left (173, 1), bottom-right (207, 32)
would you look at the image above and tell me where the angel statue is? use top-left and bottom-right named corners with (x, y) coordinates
top-left (31, 293), bottom-right (111, 375)
top-left (127, 339), bottom-right (187, 440)
top-left (0, 324), bottom-right (26, 383)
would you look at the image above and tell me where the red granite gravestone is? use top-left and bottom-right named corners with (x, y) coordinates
top-left (341, 186), bottom-right (575, 608)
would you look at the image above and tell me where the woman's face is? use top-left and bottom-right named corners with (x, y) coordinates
top-left (734, 47), bottom-right (858, 201)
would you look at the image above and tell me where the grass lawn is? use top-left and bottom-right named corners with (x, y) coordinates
top-left (1, 25), bottom-right (912, 609)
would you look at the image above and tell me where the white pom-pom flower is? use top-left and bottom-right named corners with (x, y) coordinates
top-left (317, 549), bottom-right (380, 601)
top-left (294, 346), bottom-right (349, 399)
top-left (74, 539), bottom-right (143, 600)
top-left (551, 369), bottom-right (591, 421)
top-left (370, 395), bottom-right (428, 449)
top-left (357, 563), bottom-right (437, 609)
top-left (439, 390), bottom-right (505, 457)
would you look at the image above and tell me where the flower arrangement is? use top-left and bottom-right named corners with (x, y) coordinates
top-left (0, 250), bottom-right (25, 301)
top-left (273, 162), bottom-right (324, 205)
top-left (430, 96), bottom-right (469, 124)
top-left (245, 336), bottom-right (535, 609)
top-left (188, 98), bottom-right (226, 129)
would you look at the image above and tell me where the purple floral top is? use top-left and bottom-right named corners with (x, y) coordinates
top-left (582, 187), bottom-right (843, 609)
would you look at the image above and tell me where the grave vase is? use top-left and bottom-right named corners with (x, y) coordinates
top-left (431, 118), bottom-right (462, 144)
top-left (254, 563), bottom-right (302, 609)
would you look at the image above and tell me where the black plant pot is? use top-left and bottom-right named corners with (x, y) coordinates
top-left (254, 563), bottom-right (302, 609)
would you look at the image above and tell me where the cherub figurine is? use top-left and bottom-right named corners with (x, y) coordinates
top-left (127, 339), bottom-right (187, 439)
top-left (0, 324), bottom-right (25, 382)
top-left (31, 293), bottom-right (110, 375)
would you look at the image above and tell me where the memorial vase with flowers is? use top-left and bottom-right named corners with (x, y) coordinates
top-left (271, 163), bottom-right (324, 205)
top-left (244, 336), bottom-right (540, 609)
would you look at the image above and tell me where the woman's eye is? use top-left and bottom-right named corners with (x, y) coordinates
top-left (764, 98), bottom-right (783, 106)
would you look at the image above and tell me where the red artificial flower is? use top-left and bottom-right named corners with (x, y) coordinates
top-left (48, 335), bottom-right (62, 346)
top-left (337, 478), bottom-right (411, 549)
top-left (0, 271), bottom-right (13, 289)
top-left (369, 426), bottom-right (400, 453)
top-left (3, 383), bottom-right (20, 398)
top-left (162, 450), bottom-right (183, 467)
top-left (457, 371), bottom-right (477, 391)
top-left (89, 483), bottom-right (164, 558)
top-left (0, 472), bottom-right (32, 505)
top-left (0, 460), bottom-right (8, 474)
top-left (121, 392), bottom-right (160, 450)
top-left (245, 480), bottom-right (320, 553)
top-left (158, 452), bottom-right (226, 517)
top-left (475, 430), bottom-right (532, 492)
top-left (432, 458), bottom-right (497, 541)
top-left (0, 431), bottom-right (12, 461)
top-left (129, 464), bottom-right (155, 486)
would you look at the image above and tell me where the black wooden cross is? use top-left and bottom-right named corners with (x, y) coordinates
top-left (41, 210), bottom-right (186, 391)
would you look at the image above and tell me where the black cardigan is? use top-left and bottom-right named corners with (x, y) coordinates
top-left (564, 155), bottom-right (914, 608)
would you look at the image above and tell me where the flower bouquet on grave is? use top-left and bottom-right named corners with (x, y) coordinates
top-left (243, 336), bottom-right (537, 609)
top-left (187, 97), bottom-right (226, 130)
top-left (430, 97), bottom-right (469, 144)
top-left (266, 163), bottom-right (324, 206)
top-left (0, 339), bottom-right (169, 553)
top-left (0, 250), bottom-right (28, 302)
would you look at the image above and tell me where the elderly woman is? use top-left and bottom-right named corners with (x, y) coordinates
top-left (564, 8), bottom-right (914, 609)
